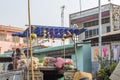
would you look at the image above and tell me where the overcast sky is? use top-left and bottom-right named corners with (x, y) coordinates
top-left (0, 0), bottom-right (119, 29)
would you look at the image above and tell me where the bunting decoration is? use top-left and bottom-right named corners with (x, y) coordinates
top-left (12, 25), bottom-right (86, 40)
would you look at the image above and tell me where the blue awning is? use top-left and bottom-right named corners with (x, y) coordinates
top-left (12, 32), bottom-right (24, 37)
top-left (12, 25), bottom-right (86, 38)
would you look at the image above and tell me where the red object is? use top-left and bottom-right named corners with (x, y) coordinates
top-left (64, 59), bottom-right (73, 65)
top-left (103, 47), bottom-right (107, 57)
top-left (54, 57), bottom-right (64, 69)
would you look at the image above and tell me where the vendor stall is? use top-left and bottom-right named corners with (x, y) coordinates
top-left (11, 24), bottom-right (89, 80)
top-left (33, 43), bottom-right (92, 73)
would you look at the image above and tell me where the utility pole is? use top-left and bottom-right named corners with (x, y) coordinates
top-left (98, 0), bottom-right (102, 59)
top-left (108, 0), bottom-right (111, 3)
top-left (61, 5), bottom-right (65, 59)
top-left (61, 5), bottom-right (65, 27)
top-left (79, 0), bottom-right (82, 13)
top-left (61, 5), bottom-right (65, 46)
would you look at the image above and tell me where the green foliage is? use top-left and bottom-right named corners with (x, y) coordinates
top-left (96, 56), bottom-right (118, 80)
top-left (39, 58), bottom-right (44, 63)
top-left (109, 62), bottom-right (118, 73)
top-left (64, 65), bottom-right (73, 70)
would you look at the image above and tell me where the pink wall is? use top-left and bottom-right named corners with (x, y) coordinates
top-left (0, 30), bottom-right (24, 54)
top-left (0, 41), bottom-right (15, 53)
top-left (0, 39), bottom-right (24, 54)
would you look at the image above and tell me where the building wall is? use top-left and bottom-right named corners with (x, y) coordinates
top-left (69, 3), bottom-right (120, 76)
top-left (70, 4), bottom-right (110, 21)
top-left (75, 46), bottom-right (84, 71)
top-left (41, 39), bottom-right (70, 47)
top-left (85, 23), bottom-right (110, 38)
top-left (83, 44), bottom-right (92, 73)
top-left (0, 25), bottom-right (24, 53)
top-left (74, 44), bottom-right (92, 73)
top-left (70, 4), bottom-right (120, 41)
top-left (69, 4), bottom-right (113, 42)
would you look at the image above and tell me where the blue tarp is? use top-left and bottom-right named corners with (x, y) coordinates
top-left (12, 32), bottom-right (25, 37)
top-left (12, 25), bottom-right (86, 38)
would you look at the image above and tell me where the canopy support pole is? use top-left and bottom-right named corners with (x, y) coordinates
top-left (13, 36), bottom-right (17, 70)
top-left (28, 0), bottom-right (34, 80)
top-left (27, 30), bottom-right (30, 80)
top-left (63, 40), bottom-right (65, 59)
top-left (74, 40), bottom-right (78, 69)
top-left (71, 37), bottom-right (78, 69)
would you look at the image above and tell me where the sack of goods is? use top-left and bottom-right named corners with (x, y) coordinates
top-left (43, 57), bottom-right (56, 66)
top-left (17, 57), bottom-right (39, 70)
top-left (28, 57), bottom-right (39, 69)
top-left (17, 59), bottom-right (27, 69)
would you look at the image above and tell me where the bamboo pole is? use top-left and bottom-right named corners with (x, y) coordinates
top-left (28, 0), bottom-right (34, 80)
top-left (13, 36), bottom-right (16, 70)
top-left (27, 30), bottom-right (30, 80)
top-left (63, 40), bottom-right (65, 59)
top-left (74, 40), bottom-right (78, 69)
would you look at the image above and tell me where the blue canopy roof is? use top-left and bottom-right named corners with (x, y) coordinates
top-left (12, 25), bottom-right (86, 38)
top-left (12, 32), bottom-right (25, 37)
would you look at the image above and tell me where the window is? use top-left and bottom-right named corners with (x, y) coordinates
top-left (85, 31), bottom-right (88, 38)
top-left (23, 38), bottom-right (28, 43)
top-left (89, 30), bottom-right (92, 37)
top-left (93, 29), bottom-right (97, 36)
top-left (106, 26), bottom-right (110, 32)
top-left (83, 17), bottom-right (110, 27)
top-left (97, 28), bottom-right (99, 35)
top-left (12, 37), bottom-right (20, 43)
top-left (102, 17), bottom-right (110, 24)
top-left (0, 33), bottom-right (6, 41)
top-left (95, 20), bottom-right (98, 25)
top-left (85, 28), bottom-right (99, 38)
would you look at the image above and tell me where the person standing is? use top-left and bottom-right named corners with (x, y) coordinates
top-left (13, 48), bottom-right (26, 69)
top-left (16, 48), bottom-right (26, 59)
top-left (24, 49), bottom-right (30, 58)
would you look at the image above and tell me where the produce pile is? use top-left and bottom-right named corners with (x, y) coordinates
top-left (17, 57), bottom-right (39, 70)
top-left (17, 57), bottom-right (74, 70)
top-left (43, 57), bottom-right (74, 70)
top-left (43, 57), bottom-right (56, 66)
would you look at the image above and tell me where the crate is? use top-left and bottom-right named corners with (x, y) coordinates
top-left (64, 70), bottom-right (76, 80)
top-left (25, 69), bottom-right (43, 80)
top-left (0, 70), bottom-right (24, 80)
